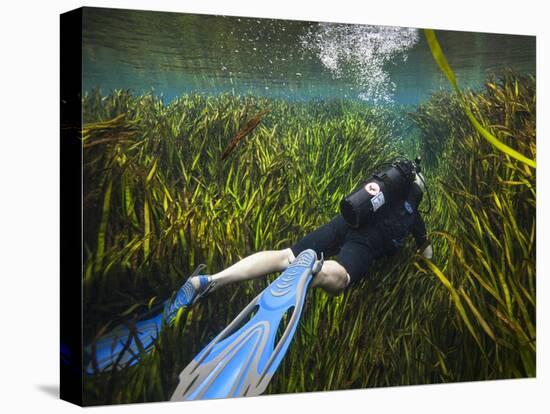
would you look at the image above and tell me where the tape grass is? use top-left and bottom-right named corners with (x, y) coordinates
top-left (424, 29), bottom-right (536, 168)
top-left (81, 75), bottom-right (535, 404)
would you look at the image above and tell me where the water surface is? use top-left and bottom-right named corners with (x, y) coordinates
top-left (82, 7), bottom-right (535, 105)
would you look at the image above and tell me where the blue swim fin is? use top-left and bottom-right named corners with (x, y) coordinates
top-left (85, 267), bottom-right (210, 374)
top-left (84, 311), bottom-right (164, 374)
top-left (170, 249), bottom-right (323, 401)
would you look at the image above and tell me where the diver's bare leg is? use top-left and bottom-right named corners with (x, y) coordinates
top-left (311, 260), bottom-right (351, 295)
top-left (191, 250), bottom-right (350, 295)
top-left (201, 248), bottom-right (296, 291)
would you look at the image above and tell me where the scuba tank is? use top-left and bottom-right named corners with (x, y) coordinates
top-left (340, 157), bottom-right (422, 228)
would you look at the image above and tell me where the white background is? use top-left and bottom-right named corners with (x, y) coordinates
top-left (0, 0), bottom-right (547, 412)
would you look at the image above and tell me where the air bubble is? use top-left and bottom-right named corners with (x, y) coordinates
top-left (299, 23), bottom-right (419, 103)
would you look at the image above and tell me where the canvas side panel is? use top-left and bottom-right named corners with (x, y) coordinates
top-left (60, 7), bottom-right (83, 407)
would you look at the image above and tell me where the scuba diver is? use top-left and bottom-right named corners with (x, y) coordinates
top-left (169, 156), bottom-right (435, 400)
top-left (86, 156), bottom-right (433, 375)
top-left (172, 156), bottom-right (433, 307)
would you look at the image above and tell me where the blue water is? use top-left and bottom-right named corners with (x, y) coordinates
top-left (82, 7), bottom-right (535, 105)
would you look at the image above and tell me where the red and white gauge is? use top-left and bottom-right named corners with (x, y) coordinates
top-left (364, 182), bottom-right (380, 196)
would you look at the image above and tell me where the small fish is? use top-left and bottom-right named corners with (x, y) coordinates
top-left (221, 109), bottom-right (270, 160)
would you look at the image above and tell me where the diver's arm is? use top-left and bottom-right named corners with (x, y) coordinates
top-left (411, 213), bottom-right (427, 247)
top-left (411, 213), bottom-right (433, 259)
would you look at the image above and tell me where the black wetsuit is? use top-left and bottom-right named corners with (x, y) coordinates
top-left (291, 184), bottom-right (427, 283)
